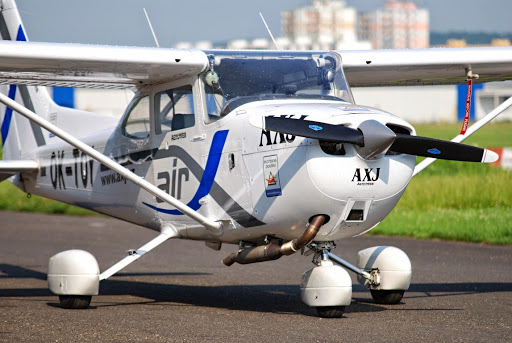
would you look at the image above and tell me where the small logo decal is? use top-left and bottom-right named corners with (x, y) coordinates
top-left (427, 148), bottom-right (441, 155)
top-left (265, 172), bottom-right (277, 186)
top-left (351, 168), bottom-right (380, 186)
top-left (263, 155), bottom-right (282, 197)
top-left (309, 125), bottom-right (323, 131)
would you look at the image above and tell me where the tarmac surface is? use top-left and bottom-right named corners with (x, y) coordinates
top-left (0, 211), bottom-right (511, 342)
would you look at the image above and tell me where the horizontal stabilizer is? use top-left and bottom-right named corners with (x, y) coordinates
top-left (0, 160), bottom-right (38, 181)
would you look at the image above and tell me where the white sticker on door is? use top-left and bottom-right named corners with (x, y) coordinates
top-left (263, 155), bottom-right (282, 197)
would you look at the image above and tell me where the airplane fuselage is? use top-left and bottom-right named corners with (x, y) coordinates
top-left (17, 97), bottom-right (416, 245)
top-left (9, 50), bottom-right (420, 246)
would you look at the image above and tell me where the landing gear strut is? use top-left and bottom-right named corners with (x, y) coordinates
top-left (301, 242), bottom-right (412, 317)
top-left (47, 228), bottom-right (178, 309)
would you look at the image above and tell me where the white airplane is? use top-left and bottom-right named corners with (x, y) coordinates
top-left (1, 0), bottom-right (511, 317)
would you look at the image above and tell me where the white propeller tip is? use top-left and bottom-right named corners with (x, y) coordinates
top-left (482, 149), bottom-right (499, 163)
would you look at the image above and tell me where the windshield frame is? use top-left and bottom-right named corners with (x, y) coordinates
top-left (201, 50), bottom-right (354, 118)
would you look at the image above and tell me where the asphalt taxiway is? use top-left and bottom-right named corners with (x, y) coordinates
top-left (0, 211), bottom-right (511, 342)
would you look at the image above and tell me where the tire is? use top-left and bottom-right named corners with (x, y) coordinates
top-left (316, 306), bottom-right (345, 318)
top-left (370, 290), bottom-right (404, 304)
top-left (58, 295), bottom-right (92, 309)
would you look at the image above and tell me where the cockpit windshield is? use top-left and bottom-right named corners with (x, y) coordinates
top-left (202, 51), bottom-right (354, 119)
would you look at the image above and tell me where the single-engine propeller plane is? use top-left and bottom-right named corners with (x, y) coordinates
top-left (1, 0), bottom-right (511, 317)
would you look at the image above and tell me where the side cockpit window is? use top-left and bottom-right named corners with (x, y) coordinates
top-left (154, 86), bottom-right (195, 135)
top-left (122, 95), bottom-right (150, 139)
top-left (203, 71), bottom-right (229, 123)
top-left (204, 88), bottom-right (229, 123)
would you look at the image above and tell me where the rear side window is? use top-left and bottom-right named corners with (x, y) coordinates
top-left (122, 96), bottom-right (150, 139)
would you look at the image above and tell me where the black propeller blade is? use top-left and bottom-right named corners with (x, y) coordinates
top-left (389, 134), bottom-right (489, 162)
top-left (264, 116), bottom-right (364, 146)
top-left (259, 116), bottom-right (497, 163)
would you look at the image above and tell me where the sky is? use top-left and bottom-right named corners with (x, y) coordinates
top-left (15, 0), bottom-right (512, 48)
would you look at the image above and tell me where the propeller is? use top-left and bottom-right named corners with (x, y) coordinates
top-left (261, 116), bottom-right (364, 147)
top-left (250, 116), bottom-right (498, 163)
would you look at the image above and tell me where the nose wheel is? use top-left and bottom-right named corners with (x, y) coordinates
top-left (316, 306), bottom-right (345, 318)
top-left (301, 243), bottom-right (411, 317)
top-left (300, 245), bottom-right (353, 318)
top-left (58, 295), bottom-right (92, 309)
top-left (370, 289), bottom-right (404, 304)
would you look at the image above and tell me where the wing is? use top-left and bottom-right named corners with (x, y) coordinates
top-left (0, 160), bottom-right (38, 182)
top-left (0, 41), bottom-right (208, 89)
top-left (1, 42), bottom-right (511, 89)
top-left (341, 46), bottom-right (512, 87)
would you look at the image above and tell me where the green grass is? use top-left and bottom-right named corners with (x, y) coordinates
top-left (0, 140), bottom-right (97, 216)
top-left (372, 169), bottom-right (512, 244)
top-left (374, 208), bottom-right (512, 244)
top-left (369, 121), bottom-right (512, 244)
top-left (1, 121), bottom-right (511, 243)
top-left (411, 121), bottom-right (512, 147)
top-left (0, 181), bottom-right (96, 215)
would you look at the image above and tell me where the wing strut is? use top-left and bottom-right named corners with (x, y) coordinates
top-left (413, 96), bottom-right (512, 176)
top-left (99, 226), bottom-right (177, 280)
top-left (0, 92), bottom-right (223, 234)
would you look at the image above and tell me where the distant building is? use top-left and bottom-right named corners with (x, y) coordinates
top-left (282, 0), bottom-right (370, 50)
top-left (226, 39), bottom-right (250, 50)
top-left (474, 81), bottom-right (512, 121)
top-left (445, 39), bottom-right (467, 48)
top-left (491, 38), bottom-right (511, 47)
top-left (435, 38), bottom-right (511, 48)
top-left (359, 1), bottom-right (429, 49)
top-left (432, 38), bottom-right (511, 48)
top-left (51, 88), bottom-right (132, 117)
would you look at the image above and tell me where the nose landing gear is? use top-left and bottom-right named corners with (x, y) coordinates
top-left (301, 243), bottom-right (411, 317)
top-left (300, 247), bottom-right (352, 318)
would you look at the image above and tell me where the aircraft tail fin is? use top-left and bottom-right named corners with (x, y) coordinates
top-left (0, 0), bottom-right (55, 160)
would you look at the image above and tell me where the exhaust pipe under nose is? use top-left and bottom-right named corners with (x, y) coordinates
top-left (221, 243), bottom-right (283, 266)
top-left (222, 215), bottom-right (327, 266)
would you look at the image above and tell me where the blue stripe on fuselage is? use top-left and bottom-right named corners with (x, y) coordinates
top-left (143, 129), bottom-right (229, 215)
top-left (1, 25), bottom-right (27, 146)
top-left (1, 84), bottom-right (17, 145)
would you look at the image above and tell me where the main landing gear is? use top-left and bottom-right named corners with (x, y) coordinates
top-left (300, 242), bottom-right (411, 318)
top-left (47, 228), bottom-right (177, 309)
top-left (46, 216), bottom-right (411, 318)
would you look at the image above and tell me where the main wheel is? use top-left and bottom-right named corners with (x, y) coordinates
top-left (370, 290), bottom-right (404, 304)
top-left (58, 295), bottom-right (92, 309)
top-left (316, 306), bottom-right (345, 318)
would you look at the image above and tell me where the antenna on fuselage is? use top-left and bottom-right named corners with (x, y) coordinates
top-left (143, 8), bottom-right (160, 48)
top-left (259, 12), bottom-right (280, 50)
